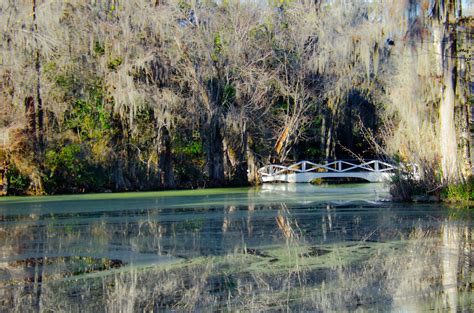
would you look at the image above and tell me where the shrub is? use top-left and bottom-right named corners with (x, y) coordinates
top-left (43, 144), bottom-right (109, 194)
top-left (5, 164), bottom-right (30, 195)
top-left (389, 172), bottom-right (422, 202)
top-left (441, 176), bottom-right (474, 203)
top-left (389, 157), bottom-right (443, 202)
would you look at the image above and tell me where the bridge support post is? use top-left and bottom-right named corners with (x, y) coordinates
top-left (374, 161), bottom-right (379, 172)
top-left (337, 161), bottom-right (342, 172)
top-left (302, 162), bottom-right (306, 171)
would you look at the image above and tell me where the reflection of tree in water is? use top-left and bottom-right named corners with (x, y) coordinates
top-left (276, 204), bottom-right (298, 240)
top-left (0, 212), bottom-right (45, 311)
top-left (1, 208), bottom-right (473, 311)
top-left (221, 205), bottom-right (236, 234)
top-left (440, 219), bottom-right (472, 313)
top-left (387, 220), bottom-right (472, 312)
top-left (321, 204), bottom-right (334, 241)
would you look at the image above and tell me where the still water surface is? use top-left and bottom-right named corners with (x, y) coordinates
top-left (0, 183), bottom-right (472, 312)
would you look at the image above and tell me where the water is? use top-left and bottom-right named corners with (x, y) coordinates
top-left (0, 183), bottom-right (472, 312)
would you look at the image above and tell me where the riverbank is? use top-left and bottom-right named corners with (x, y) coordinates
top-left (390, 174), bottom-right (474, 207)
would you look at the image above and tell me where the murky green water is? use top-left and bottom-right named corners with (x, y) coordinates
top-left (0, 183), bottom-right (472, 312)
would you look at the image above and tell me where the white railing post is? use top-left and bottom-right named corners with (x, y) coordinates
top-left (374, 161), bottom-right (379, 172)
top-left (337, 161), bottom-right (342, 172)
top-left (302, 161), bottom-right (306, 172)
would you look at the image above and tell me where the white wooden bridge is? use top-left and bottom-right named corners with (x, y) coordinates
top-left (258, 160), bottom-right (397, 183)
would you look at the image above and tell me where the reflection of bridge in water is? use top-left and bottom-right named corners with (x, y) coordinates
top-left (259, 182), bottom-right (391, 204)
top-left (258, 160), bottom-right (396, 183)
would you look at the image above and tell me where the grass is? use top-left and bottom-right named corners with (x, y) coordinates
top-left (441, 176), bottom-right (474, 205)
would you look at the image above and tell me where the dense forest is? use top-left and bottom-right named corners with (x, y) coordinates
top-left (0, 0), bottom-right (472, 195)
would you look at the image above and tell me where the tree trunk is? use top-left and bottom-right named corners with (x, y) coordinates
top-left (114, 157), bottom-right (127, 191)
top-left (246, 135), bottom-right (259, 185)
top-left (347, 98), bottom-right (354, 153)
top-left (233, 144), bottom-right (248, 186)
top-left (203, 113), bottom-right (225, 186)
top-left (222, 136), bottom-right (232, 180)
top-left (111, 118), bottom-right (129, 191)
top-left (222, 132), bottom-right (248, 185)
top-left (455, 7), bottom-right (472, 178)
top-left (458, 99), bottom-right (471, 178)
top-left (159, 126), bottom-right (174, 188)
top-left (439, 69), bottom-right (458, 180)
top-left (25, 96), bottom-right (36, 139)
top-left (320, 108), bottom-right (326, 160)
top-left (32, 0), bottom-right (44, 163)
top-left (436, 0), bottom-right (459, 181)
top-left (1, 162), bottom-right (7, 196)
top-left (325, 113), bottom-right (336, 160)
top-left (25, 96), bottom-right (44, 195)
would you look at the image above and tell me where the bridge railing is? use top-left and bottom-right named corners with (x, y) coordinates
top-left (258, 160), bottom-right (397, 177)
